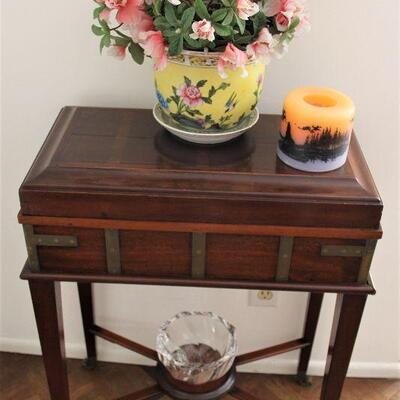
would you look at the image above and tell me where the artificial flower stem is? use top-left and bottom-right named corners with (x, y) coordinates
top-left (109, 23), bottom-right (124, 31)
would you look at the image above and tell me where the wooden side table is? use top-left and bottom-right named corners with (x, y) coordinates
top-left (18, 107), bottom-right (383, 400)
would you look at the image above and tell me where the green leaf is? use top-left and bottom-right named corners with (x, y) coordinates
top-left (183, 34), bottom-right (205, 49)
top-left (211, 8), bottom-right (228, 23)
top-left (181, 7), bottom-right (195, 32)
top-left (251, 11), bottom-right (266, 34)
top-left (93, 5), bottom-right (106, 19)
top-left (100, 34), bottom-right (111, 53)
top-left (91, 25), bottom-right (104, 36)
top-left (196, 79), bottom-right (207, 87)
top-left (176, 3), bottom-right (188, 17)
top-left (168, 33), bottom-right (183, 56)
top-left (288, 15), bottom-right (300, 31)
top-left (202, 97), bottom-right (212, 104)
top-left (99, 19), bottom-right (110, 32)
top-left (153, 0), bottom-right (162, 16)
top-left (194, 0), bottom-right (210, 19)
top-left (222, 9), bottom-right (234, 25)
top-left (165, 3), bottom-right (179, 27)
top-left (184, 76), bottom-right (192, 86)
top-left (234, 13), bottom-right (245, 34)
top-left (163, 29), bottom-right (179, 37)
top-left (221, 0), bottom-right (231, 7)
top-left (112, 36), bottom-right (130, 47)
top-left (208, 86), bottom-right (216, 97)
top-left (154, 16), bottom-right (170, 31)
top-left (128, 42), bottom-right (144, 64)
top-left (213, 23), bottom-right (232, 37)
top-left (218, 82), bottom-right (230, 90)
top-left (233, 34), bottom-right (253, 44)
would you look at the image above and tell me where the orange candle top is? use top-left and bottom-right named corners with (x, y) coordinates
top-left (280, 87), bottom-right (355, 145)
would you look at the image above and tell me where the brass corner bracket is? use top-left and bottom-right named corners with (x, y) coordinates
top-left (23, 224), bottom-right (78, 272)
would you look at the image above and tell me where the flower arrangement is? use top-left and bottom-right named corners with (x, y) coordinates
top-left (91, 0), bottom-right (309, 77)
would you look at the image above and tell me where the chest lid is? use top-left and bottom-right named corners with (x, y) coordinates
top-left (19, 106), bottom-right (382, 229)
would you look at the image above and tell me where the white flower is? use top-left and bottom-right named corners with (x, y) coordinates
top-left (189, 19), bottom-right (215, 42)
top-left (167, 0), bottom-right (181, 5)
top-left (272, 36), bottom-right (289, 58)
top-left (246, 28), bottom-right (277, 63)
top-left (236, 0), bottom-right (259, 20)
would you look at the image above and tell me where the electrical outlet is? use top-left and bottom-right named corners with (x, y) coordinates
top-left (248, 290), bottom-right (278, 307)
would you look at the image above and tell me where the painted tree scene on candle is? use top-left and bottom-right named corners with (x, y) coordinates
top-left (279, 109), bottom-right (352, 164)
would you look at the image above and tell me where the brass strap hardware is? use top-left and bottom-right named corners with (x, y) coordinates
top-left (357, 240), bottom-right (377, 283)
top-left (105, 229), bottom-right (121, 275)
top-left (23, 224), bottom-right (78, 272)
top-left (276, 236), bottom-right (294, 282)
top-left (191, 233), bottom-right (206, 279)
top-left (321, 240), bottom-right (378, 284)
top-left (321, 246), bottom-right (365, 257)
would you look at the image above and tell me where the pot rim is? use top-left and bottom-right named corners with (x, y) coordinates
top-left (167, 49), bottom-right (260, 66)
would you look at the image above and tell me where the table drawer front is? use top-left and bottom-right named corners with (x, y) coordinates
top-left (290, 238), bottom-right (366, 283)
top-left (206, 234), bottom-right (279, 280)
top-left (34, 226), bottom-right (107, 274)
top-left (26, 225), bottom-right (373, 284)
top-left (120, 230), bottom-right (191, 277)
top-left (30, 226), bottom-right (192, 277)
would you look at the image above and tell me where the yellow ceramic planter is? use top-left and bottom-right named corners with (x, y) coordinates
top-left (154, 51), bottom-right (265, 131)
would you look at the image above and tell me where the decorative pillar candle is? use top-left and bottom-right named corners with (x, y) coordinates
top-left (277, 87), bottom-right (355, 172)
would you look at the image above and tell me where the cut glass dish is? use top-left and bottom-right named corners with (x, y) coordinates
top-left (156, 311), bottom-right (238, 385)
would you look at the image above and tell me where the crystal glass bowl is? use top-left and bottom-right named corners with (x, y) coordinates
top-left (156, 311), bottom-right (238, 385)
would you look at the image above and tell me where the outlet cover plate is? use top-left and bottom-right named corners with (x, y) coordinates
top-left (248, 290), bottom-right (278, 307)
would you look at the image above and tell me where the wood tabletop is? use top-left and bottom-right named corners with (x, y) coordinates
top-left (19, 107), bottom-right (382, 228)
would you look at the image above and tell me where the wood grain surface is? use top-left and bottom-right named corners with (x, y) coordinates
top-left (1, 353), bottom-right (398, 400)
top-left (19, 107), bottom-right (382, 229)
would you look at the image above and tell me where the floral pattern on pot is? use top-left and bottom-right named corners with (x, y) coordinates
top-left (155, 56), bottom-right (265, 130)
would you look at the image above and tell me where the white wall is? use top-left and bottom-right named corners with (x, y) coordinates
top-left (1, 0), bottom-right (399, 378)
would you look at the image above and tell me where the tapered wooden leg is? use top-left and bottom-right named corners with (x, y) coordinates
top-left (296, 292), bottom-right (324, 386)
top-left (320, 293), bottom-right (368, 400)
top-left (78, 282), bottom-right (97, 369)
top-left (29, 280), bottom-right (70, 400)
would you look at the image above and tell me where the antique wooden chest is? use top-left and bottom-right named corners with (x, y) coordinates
top-left (18, 107), bottom-right (382, 285)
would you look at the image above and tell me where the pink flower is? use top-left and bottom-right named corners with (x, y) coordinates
top-left (275, 13), bottom-right (289, 31)
top-left (129, 11), bottom-right (154, 42)
top-left (105, 0), bottom-right (127, 8)
top-left (177, 84), bottom-right (203, 107)
top-left (107, 45), bottom-right (127, 60)
top-left (139, 30), bottom-right (167, 71)
top-left (99, 8), bottom-right (111, 21)
top-left (190, 19), bottom-right (215, 42)
top-left (217, 43), bottom-right (248, 79)
top-left (236, 0), bottom-right (259, 20)
top-left (264, 0), bottom-right (308, 32)
top-left (105, 0), bottom-right (144, 25)
top-left (246, 27), bottom-right (276, 63)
